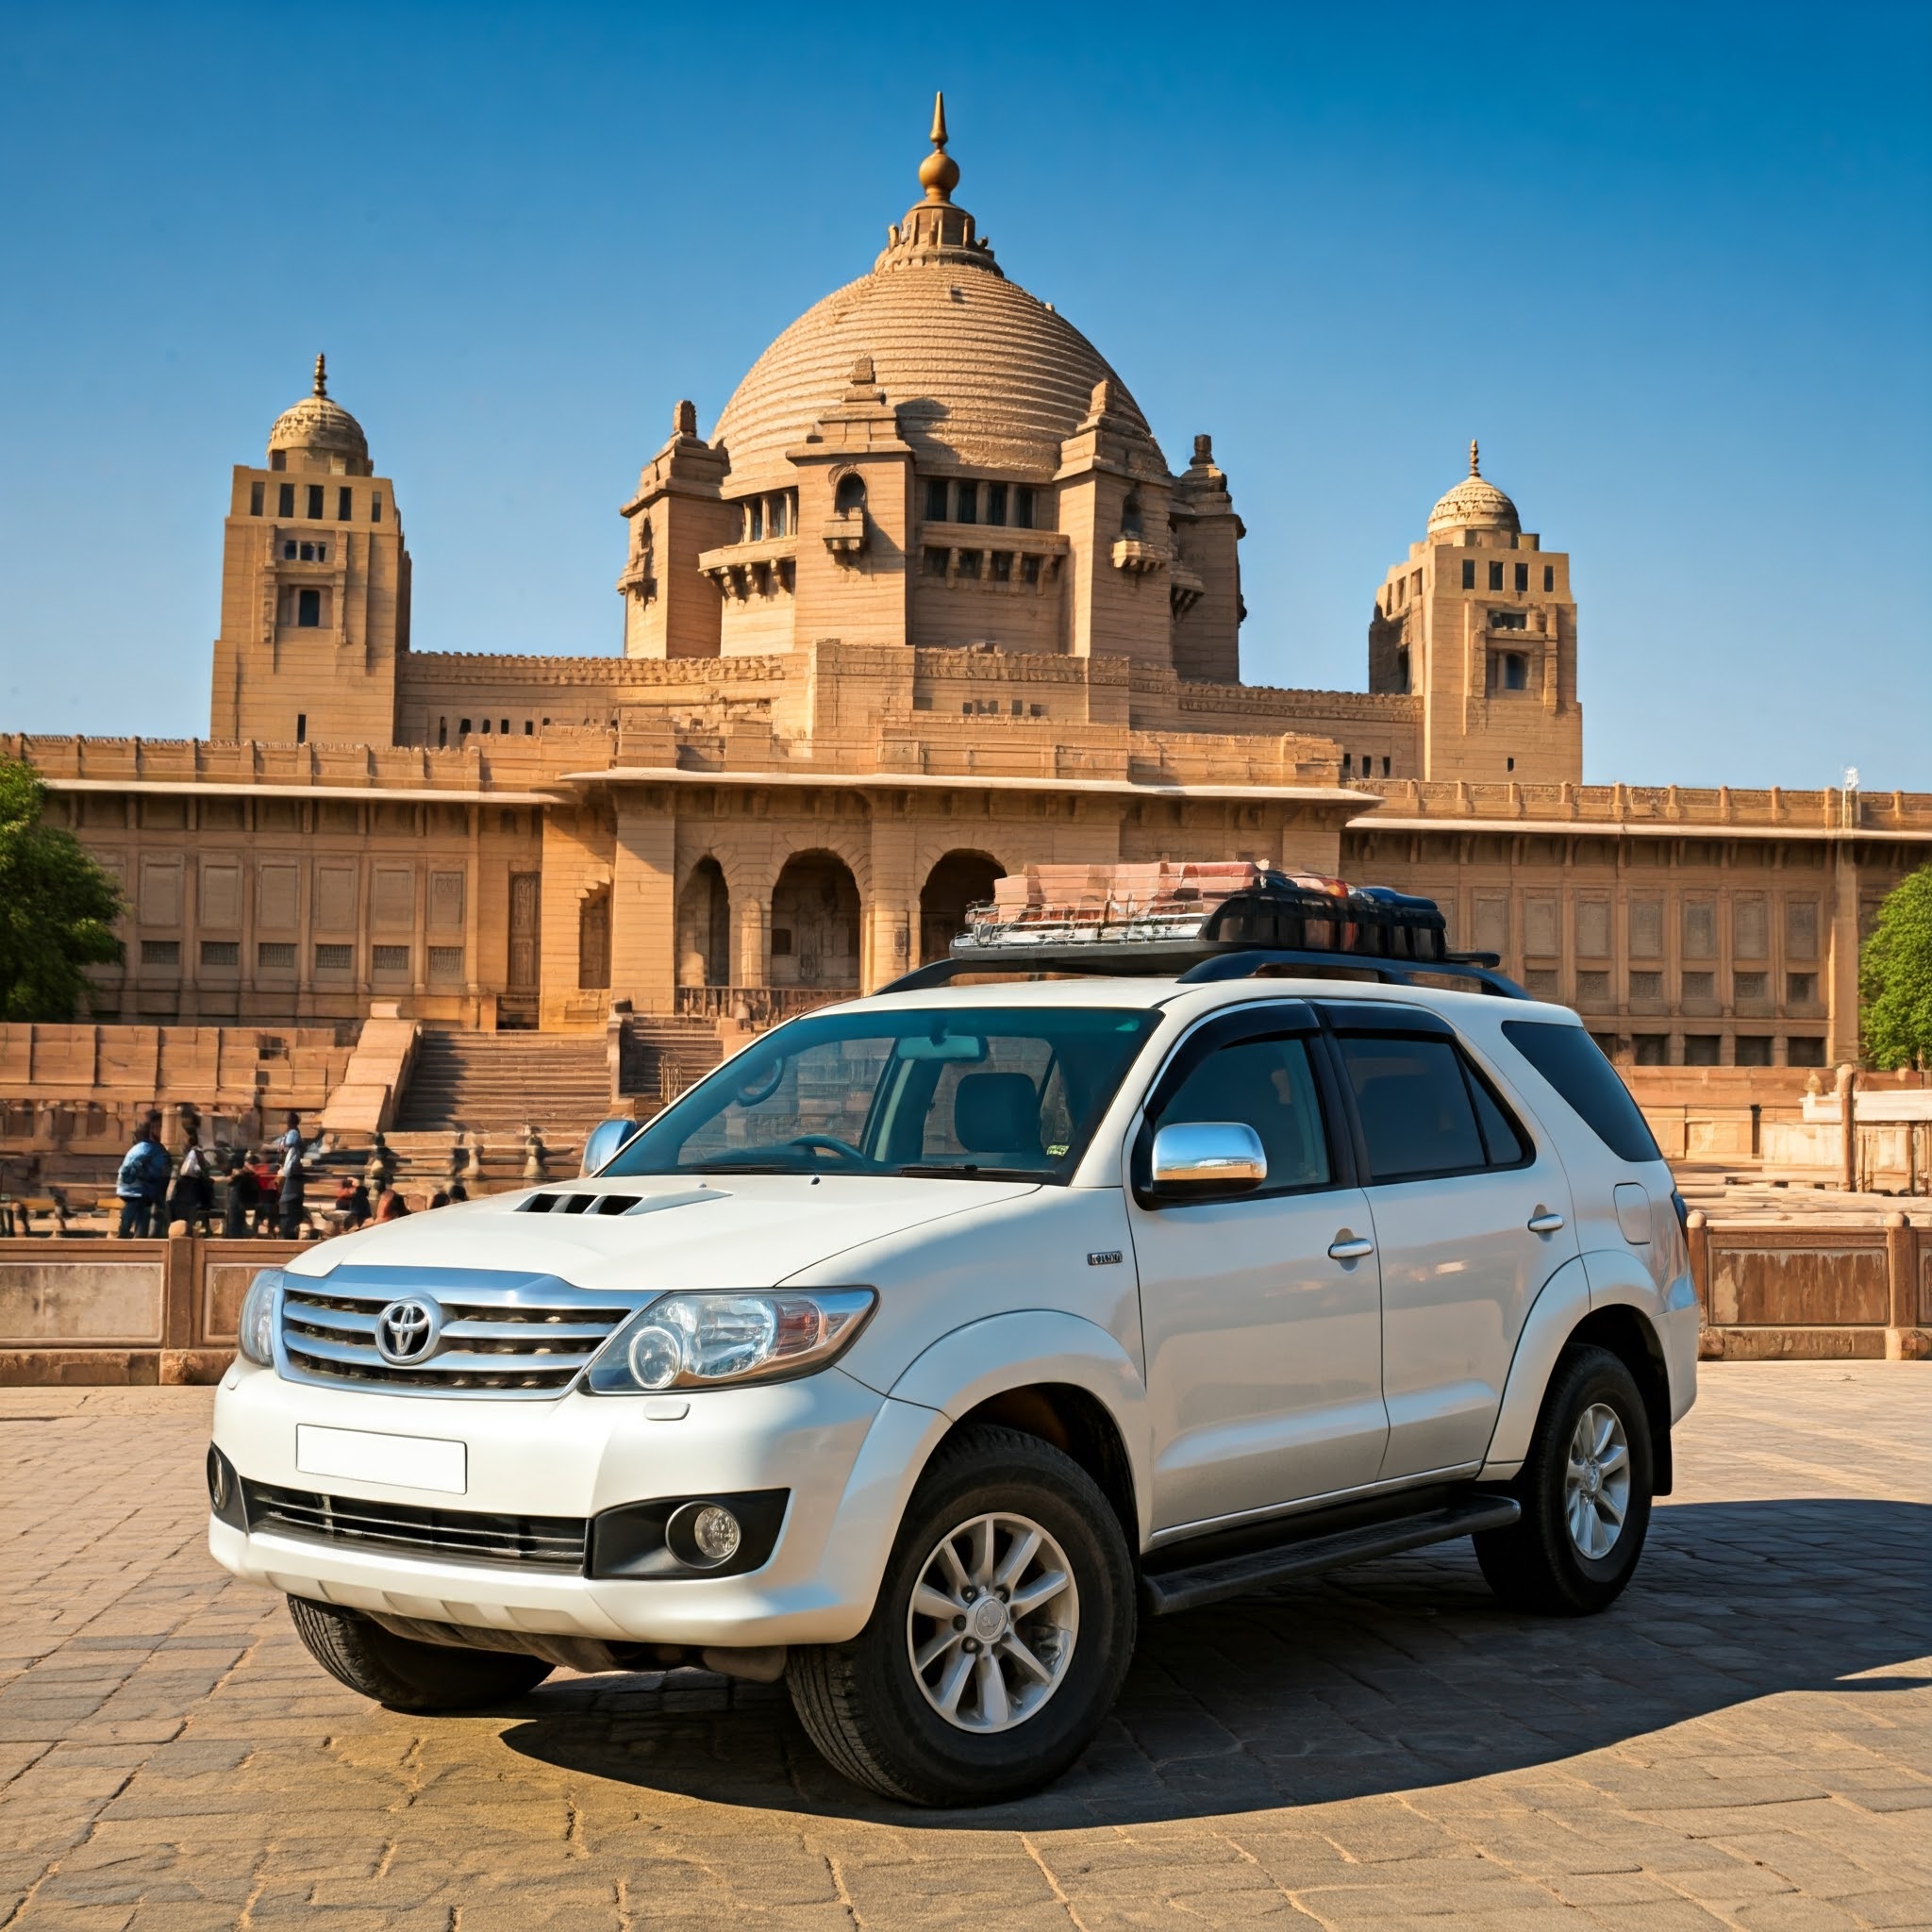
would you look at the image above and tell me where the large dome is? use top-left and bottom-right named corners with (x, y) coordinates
top-left (269, 354), bottom-right (368, 463)
top-left (711, 107), bottom-right (1154, 491)
top-left (1427, 440), bottom-right (1519, 538)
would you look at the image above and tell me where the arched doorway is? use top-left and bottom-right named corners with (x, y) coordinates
top-left (770, 851), bottom-right (861, 989)
top-left (921, 850), bottom-right (1005, 964)
top-left (676, 858), bottom-right (731, 988)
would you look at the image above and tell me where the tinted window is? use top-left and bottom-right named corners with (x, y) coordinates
top-left (1468, 1067), bottom-right (1528, 1164)
top-left (1339, 1037), bottom-right (1485, 1180)
top-left (1155, 1036), bottom-right (1332, 1191)
top-left (1502, 1021), bottom-right (1662, 1163)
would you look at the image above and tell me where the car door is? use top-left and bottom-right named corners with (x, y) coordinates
top-left (1319, 1004), bottom-right (1578, 1481)
top-left (1126, 1004), bottom-right (1389, 1532)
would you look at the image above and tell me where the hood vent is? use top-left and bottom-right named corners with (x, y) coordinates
top-left (518, 1187), bottom-right (724, 1219)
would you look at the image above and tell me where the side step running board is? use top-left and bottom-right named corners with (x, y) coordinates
top-left (1141, 1493), bottom-right (1521, 1617)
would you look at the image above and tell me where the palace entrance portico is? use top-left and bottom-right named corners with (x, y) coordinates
top-left (533, 767), bottom-right (1372, 1030)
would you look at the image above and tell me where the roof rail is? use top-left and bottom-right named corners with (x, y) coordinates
top-left (875, 945), bottom-right (1528, 1000)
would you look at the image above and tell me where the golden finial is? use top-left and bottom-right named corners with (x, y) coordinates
top-left (919, 90), bottom-right (960, 204)
top-left (1469, 437), bottom-right (1480, 476)
top-left (313, 352), bottom-right (328, 398)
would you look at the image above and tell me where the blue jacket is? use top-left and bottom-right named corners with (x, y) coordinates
top-left (116, 1141), bottom-right (171, 1198)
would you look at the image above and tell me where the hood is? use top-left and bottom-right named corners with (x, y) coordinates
top-left (283, 1174), bottom-right (1040, 1294)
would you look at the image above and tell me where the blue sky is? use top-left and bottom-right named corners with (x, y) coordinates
top-left (2, 1), bottom-right (1927, 787)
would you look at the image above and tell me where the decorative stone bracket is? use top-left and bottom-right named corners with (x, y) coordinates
top-left (820, 508), bottom-right (868, 562)
top-left (1111, 538), bottom-right (1169, 577)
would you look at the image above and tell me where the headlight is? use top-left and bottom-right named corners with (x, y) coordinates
top-left (236, 1272), bottom-right (280, 1368)
top-left (586, 1290), bottom-right (874, 1394)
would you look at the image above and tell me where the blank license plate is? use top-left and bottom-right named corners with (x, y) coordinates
top-left (295, 1425), bottom-right (467, 1495)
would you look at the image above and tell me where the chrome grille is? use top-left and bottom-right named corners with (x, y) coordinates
top-left (242, 1479), bottom-right (587, 1570)
top-left (275, 1266), bottom-right (646, 1399)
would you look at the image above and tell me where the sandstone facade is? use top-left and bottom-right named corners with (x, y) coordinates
top-left (14, 103), bottom-right (1928, 1069)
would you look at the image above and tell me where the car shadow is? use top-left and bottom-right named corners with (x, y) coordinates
top-left (497, 1498), bottom-right (1932, 1827)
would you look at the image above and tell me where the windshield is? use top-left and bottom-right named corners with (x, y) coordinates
top-left (602, 1006), bottom-right (1161, 1182)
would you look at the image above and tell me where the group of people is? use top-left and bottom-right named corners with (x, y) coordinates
top-left (113, 1111), bottom-right (460, 1239)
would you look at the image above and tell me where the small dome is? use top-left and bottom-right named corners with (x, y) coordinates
top-left (1427, 439), bottom-right (1519, 538)
top-left (269, 354), bottom-right (368, 462)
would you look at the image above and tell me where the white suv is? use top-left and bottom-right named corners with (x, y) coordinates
top-left (208, 970), bottom-right (1695, 1806)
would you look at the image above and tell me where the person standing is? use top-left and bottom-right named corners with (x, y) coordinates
top-left (275, 1111), bottom-right (310, 1241)
top-left (114, 1125), bottom-right (169, 1238)
top-left (168, 1127), bottom-right (214, 1235)
top-left (220, 1150), bottom-right (258, 1240)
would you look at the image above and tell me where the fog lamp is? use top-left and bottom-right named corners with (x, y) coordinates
top-left (691, 1505), bottom-right (741, 1564)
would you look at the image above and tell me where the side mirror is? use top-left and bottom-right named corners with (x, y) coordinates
top-left (1149, 1122), bottom-right (1267, 1195)
top-left (580, 1117), bottom-right (636, 1176)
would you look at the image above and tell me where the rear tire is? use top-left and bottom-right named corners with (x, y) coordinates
top-left (1474, 1343), bottom-right (1654, 1615)
top-left (787, 1424), bottom-right (1136, 1806)
top-left (287, 1597), bottom-right (553, 1711)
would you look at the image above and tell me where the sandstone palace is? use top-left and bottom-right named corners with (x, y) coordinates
top-left (9, 106), bottom-right (1927, 1076)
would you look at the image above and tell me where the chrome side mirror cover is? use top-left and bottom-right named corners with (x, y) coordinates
top-left (1148, 1121), bottom-right (1267, 1194)
top-left (580, 1117), bottom-right (637, 1176)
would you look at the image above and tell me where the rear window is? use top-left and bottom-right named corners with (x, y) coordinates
top-left (1501, 1020), bottom-right (1661, 1164)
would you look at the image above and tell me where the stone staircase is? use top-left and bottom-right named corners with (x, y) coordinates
top-left (621, 1016), bottom-right (725, 1110)
top-left (393, 1026), bottom-right (612, 1137)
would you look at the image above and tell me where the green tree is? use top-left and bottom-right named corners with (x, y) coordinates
top-left (1861, 864), bottom-right (1932, 1071)
top-left (0, 756), bottom-right (125, 1022)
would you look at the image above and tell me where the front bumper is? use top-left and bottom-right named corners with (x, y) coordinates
top-left (208, 1359), bottom-right (945, 1646)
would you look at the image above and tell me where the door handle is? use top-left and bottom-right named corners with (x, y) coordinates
top-left (1527, 1208), bottom-right (1566, 1234)
top-left (1327, 1234), bottom-right (1375, 1260)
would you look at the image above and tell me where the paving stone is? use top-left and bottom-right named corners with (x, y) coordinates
top-left (1, 1362), bottom-right (1927, 1930)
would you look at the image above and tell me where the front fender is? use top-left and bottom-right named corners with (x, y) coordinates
top-left (888, 1309), bottom-right (1153, 1548)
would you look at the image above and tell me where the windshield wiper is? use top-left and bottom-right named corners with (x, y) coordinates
top-left (893, 1164), bottom-right (1051, 1183)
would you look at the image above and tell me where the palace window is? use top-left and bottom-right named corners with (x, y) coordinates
top-left (296, 589), bottom-right (322, 627)
top-left (1488, 560), bottom-right (1504, 591)
top-left (1381, 755), bottom-right (1391, 775)
top-left (1736, 1035), bottom-right (1773, 1066)
top-left (924, 546), bottom-right (949, 576)
top-left (428, 945), bottom-right (465, 982)
top-left (1497, 652), bottom-right (1528, 691)
top-left (314, 943), bottom-right (353, 973)
top-left (991, 551), bottom-right (1012, 582)
top-left (1634, 1034), bottom-right (1669, 1065)
top-left (1023, 554), bottom-right (1041, 585)
top-left (925, 479), bottom-right (948, 522)
top-left (1461, 559), bottom-right (1475, 590)
top-left (1630, 970), bottom-right (1663, 1000)
top-left (338, 486), bottom-right (353, 521)
top-left (524, 720), bottom-right (534, 735)
top-left (438, 718), bottom-right (448, 747)
top-left (257, 941), bottom-right (295, 969)
top-left (459, 717), bottom-right (473, 735)
top-left (1524, 968), bottom-right (1559, 998)
top-left (1684, 1035), bottom-right (1721, 1066)
top-left (958, 549), bottom-right (982, 579)
top-left (956, 481), bottom-right (978, 525)
top-left (1543, 564), bottom-right (1554, 591)
top-left (1787, 971), bottom-right (1817, 1006)
top-left (1015, 486), bottom-right (1036, 529)
top-left (295, 712), bottom-right (307, 743)
top-left (278, 483), bottom-right (295, 516)
top-left (1735, 970), bottom-right (1768, 1001)
top-left (835, 472), bottom-right (866, 513)
top-left (1682, 970), bottom-right (1715, 1001)
top-left (249, 481), bottom-right (264, 515)
top-left (307, 484), bottom-right (325, 519)
top-left (372, 492), bottom-right (383, 522)
top-left (200, 941), bottom-right (239, 967)
top-left (1514, 562), bottom-right (1529, 592)
top-left (283, 541), bottom-right (297, 558)
top-left (1341, 753), bottom-right (1351, 774)
top-left (271, 450), bottom-right (287, 471)
top-left (988, 482), bottom-right (1008, 526)
top-left (746, 498), bottom-right (763, 541)
top-left (140, 940), bottom-right (180, 966)
top-left (372, 945), bottom-right (409, 975)
top-left (1787, 1037), bottom-right (1824, 1067)
top-left (1121, 491), bottom-right (1143, 538)
top-left (1576, 969), bottom-right (1611, 1005)
top-left (1492, 609), bottom-right (1527, 629)
top-left (480, 718), bottom-right (491, 733)
top-left (1395, 646), bottom-right (1410, 691)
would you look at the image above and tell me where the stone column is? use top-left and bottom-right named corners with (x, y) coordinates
top-left (608, 791), bottom-right (677, 1015)
top-left (1826, 838), bottom-right (1861, 1065)
top-left (865, 810), bottom-right (917, 994)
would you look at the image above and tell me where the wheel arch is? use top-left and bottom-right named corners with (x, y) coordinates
top-left (1567, 1301), bottom-right (1674, 1496)
top-left (948, 1383), bottom-right (1140, 1554)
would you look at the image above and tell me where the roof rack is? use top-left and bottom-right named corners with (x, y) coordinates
top-left (874, 863), bottom-right (1528, 1000)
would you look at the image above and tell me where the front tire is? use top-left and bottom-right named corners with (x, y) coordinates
top-left (787, 1424), bottom-right (1136, 1806)
top-left (287, 1597), bottom-right (553, 1712)
top-left (1474, 1343), bottom-right (1654, 1615)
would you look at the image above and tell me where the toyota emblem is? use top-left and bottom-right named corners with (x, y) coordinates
top-left (374, 1296), bottom-right (443, 1366)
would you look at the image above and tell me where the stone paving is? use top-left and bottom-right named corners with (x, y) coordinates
top-left (1, 1364), bottom-right (1927, 1930)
